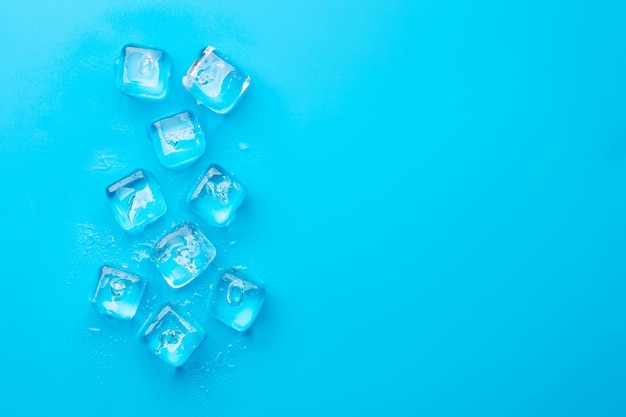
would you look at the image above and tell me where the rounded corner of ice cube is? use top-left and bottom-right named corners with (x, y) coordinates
top-left (241, 73), bottom-right (251, 93)
top-left (137, 315), bottom-right (153, 341)
top-left (217, 212), bottom-right (237, 228)
top-left (150, 90), bottom-right (170, 102)
top-left (182, 74), bottom-right (192, 90)
top-left (164, 276), bottom-right (190, 289)
top-left (202, 45), bottom-right (217, 55)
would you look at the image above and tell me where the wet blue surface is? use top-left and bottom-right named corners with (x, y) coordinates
top-left (1, 0), bottom-right (625, 415)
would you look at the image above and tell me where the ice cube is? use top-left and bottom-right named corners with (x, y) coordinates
top-left (187, 164), bottom-right (247, 227)
top-left (106, 169), bottom-right (167, 232)
top-left (115, 44), bottom-right (172, 100)
top-left (138, 304), bottom-right (205, 367)
top-left (207, 269), bottom-right (265, 332)
top-left (91, 266), bottom-right (146, 320)
top-left (182, 46), bottom-right (250, 114)
top-left (151, 221), bottom-right (216, 288)
top-left (148, 111), bottom-right (206, 169)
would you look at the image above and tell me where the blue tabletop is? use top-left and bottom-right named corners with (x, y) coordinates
top-left (1, 0), bottom-right (625, 415)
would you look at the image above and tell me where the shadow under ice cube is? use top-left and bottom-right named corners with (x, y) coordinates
top-left (106, 169), bottom-right (167, 232)
top-left (187, 164), bottom-right (247, 228)
top-left (148, 111), bottom-right (206, 169)
top-left (116, 44), bottom-right (172, 100)
top-left (91, 266), bottom-right (146, 320)
top-left (182, 46), bottom-right (250, 114)
top-left (208, 269), bottom-right (265, 332)
top-left (151, 221), bottom-right (216, 288)
top-left (138, 304), bottom-right (205, 367)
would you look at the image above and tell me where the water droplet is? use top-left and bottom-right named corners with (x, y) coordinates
top-left (109, 278), bottom-right (126, 298)
top-left (227, 280), bottom-right (245, 306)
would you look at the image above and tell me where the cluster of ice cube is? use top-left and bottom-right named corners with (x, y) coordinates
top-left (91, 44), bottom-right (266, 367)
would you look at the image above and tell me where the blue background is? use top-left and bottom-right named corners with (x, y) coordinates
top-left (1, 1), bottom-right (625, 415)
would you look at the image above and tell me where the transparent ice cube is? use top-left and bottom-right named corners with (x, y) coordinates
top-left (187, 164), bottom-right (247, 227)
top-left (151, 221), bottom-right (216, 288)
top-left (138, 304), bottom-right (205, 367)
top-left (207, 269), bottom-right (265, 332)
top-left (91, 266), bottom-right (146, 320)
top-left (106, 169), bottom-right (167, 232)
top-left (182, 46), bottom-right (250, 114)
top-left (115, 44), bottom-right (172, 101)
top-left (148, 111), bottom-right (206, 169)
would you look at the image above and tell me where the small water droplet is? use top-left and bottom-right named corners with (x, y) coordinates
top-left (110, 278), bottom-right (126, 297)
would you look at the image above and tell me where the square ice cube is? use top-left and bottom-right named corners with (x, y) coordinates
top-left (138, 304), bottom-right (205, 367)
top-left (91, 266), bottom-right (146, 320)
top-left (151, 221), bottom-right (216, 288)
top-left (207, 269), bottom-right (265, 332)
top-left (187, 164), bottom-right (247, 227)
top-left (182, 46), bottom-right (250, 114)
top-left (148, 111), bottom-right (206, 169)
top-left (115, 44), bottom-right (172, 100)
top-left (106, 169), bottom-right (167, 232)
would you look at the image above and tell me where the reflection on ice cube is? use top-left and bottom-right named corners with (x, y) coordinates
top-left (149, 111), bottom-right (206, 169)
top-left (138, 304), bottom-right (205, 367)
top-left (92, 266), bottom-right (146, 320)
top-left (116, 44), bottom-right (171, 101)
top-left (207, 269), bottom-right (265, 332)
top-left (151, 222), bottom-right (216, 288)
top-left (187, 164), bottom-right (247, 228)
top-left (105, 170), bottom-right (167, 232)
top-left (182, 46), bottom-right (250, 114)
